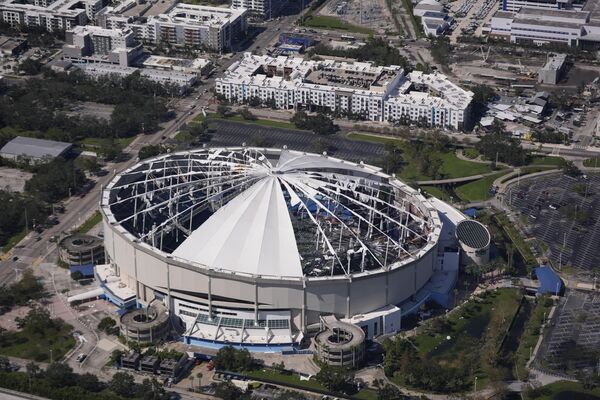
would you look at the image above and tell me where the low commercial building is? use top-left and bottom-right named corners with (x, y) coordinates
top-left (490, 8), bottom-right (600, 48)
top-left (77, 63), bottom-right (197, 92)
top-left (0, 136), bottom-right (72, 162)
top-left (0, 36), bottom-right (27, 57)
top-left (121, 352), bottom-right (141, 370)
top-left (500, 0), bottom-right (585, 12)
top-left (63, 25), bottom-right (142, 67)
top-left (538, 53), bottom-right (567, 84)
top-left (215, 53), bottom-right (473, 130)
top-left (420, 11), bottom-right (453, 37)
top-left (139, 55), bottom-right (212, 76)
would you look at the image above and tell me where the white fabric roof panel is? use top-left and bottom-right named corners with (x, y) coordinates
top-left (173, 176), bottom-right (303, 278)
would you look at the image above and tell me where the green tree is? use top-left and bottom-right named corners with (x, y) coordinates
top-left (217, 104), bottom-right (231, 117)
top-left (139, 144), bottom-right (168, 160)
top-left (377, 383), bottom-right (408, 400)
top-left (315, 364), bottom-right (354, 393)
top-left (213, 346), bottom-right (253, 372)
top-left (109, 371), bottom-right (136, 397)
top-left (381, 142), bottom-right (404, 174)
top-left (214, 381), bottom-right (250, 400)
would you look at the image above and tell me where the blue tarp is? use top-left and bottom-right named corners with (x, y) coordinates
top-left (535, 265), bottom-right (563, 295)
top-left (69, 263), bottom-right (95, 277)
top-left (464, 208), bottom-right (477, 218)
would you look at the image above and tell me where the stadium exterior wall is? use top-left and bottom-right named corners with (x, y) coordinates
top-left (103, 218), bottom-right (438, 332)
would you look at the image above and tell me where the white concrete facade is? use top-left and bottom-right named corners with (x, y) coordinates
top-left (489, 7), bottom-right (600, 47)
top-left (216, 54), bottom-right (473, 130)
top-left (100, 148), bottom-right (443, 345)
top-left (98, 5), bottom-right (247, 52)
top-left (0, 0), bottom-right (102, 31)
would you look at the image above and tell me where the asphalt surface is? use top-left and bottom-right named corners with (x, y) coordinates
top-left (209, 120), bottom-right (385, 164)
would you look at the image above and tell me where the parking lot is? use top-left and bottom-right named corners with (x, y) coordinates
top-left (505, 173), bottom-right (600, 275)
top-left (536, 290), bottom-right (600, 376)
top-left (210, 120), bottom-right (385, 164)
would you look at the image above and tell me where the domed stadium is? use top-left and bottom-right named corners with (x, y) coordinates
top-left (100, 147), bottom-right (442, 349)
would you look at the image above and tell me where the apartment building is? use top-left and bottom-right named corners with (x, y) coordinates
top-left (0, 0), bottom-right (103, 31)
top-left (216, 53), bottom-right (473, 130)
top-left (98, 4), bottom-right (247, 52)
top-left (63, 25), bottom-right (142, 66)
top-left (232, 0), bottom-right (287, 19)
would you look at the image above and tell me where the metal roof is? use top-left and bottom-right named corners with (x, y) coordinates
top-left (456, 219), bottom-right (490, 249)
top-left (0, 136), bottom-right (72, 159)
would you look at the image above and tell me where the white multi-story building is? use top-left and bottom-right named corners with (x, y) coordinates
top-left (216, 53), bottom-right (473, 130)
top-left (489, 7), bottom-right (600, 47)
top-left (97, 4), bottom-right (247, 52)
top-left (232, 0), bottom-right (286, 19)
top-left (499, 0), bottom-right (585, 13)
top-left (63, 25), bottom-right (142, 66)
top-left (0, 0), bottom-right (103, 31)
top-left (384, 71), bottom-right (473, 129)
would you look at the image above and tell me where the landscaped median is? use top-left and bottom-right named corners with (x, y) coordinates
top-left (76, 210), bottom-right (102, 234)
top-left (494, 214), bottom-right (538, 268)
top-left (513, 296), bottom-right (554, 381)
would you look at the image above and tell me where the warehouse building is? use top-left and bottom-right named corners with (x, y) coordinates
top-left (0, 136), bottom-right (72, 162)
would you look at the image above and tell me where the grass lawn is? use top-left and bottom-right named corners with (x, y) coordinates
top-left (2, 230), bottom-right (27, 253)
top-left (347, 133), bottom-right (493, 180)
top-left (420, 185), bottom-right (451, 201)
top-left (79, 136), bottom-right (136, 149)
top-left (76, 211), bottom-right (102, 234)
top-left (398, 289), bottom-right (522, 390)
top-left (524, 381), bottom-right (600, 400)
top-left (514, 298), bottom-right (553, 380)
top-left (530, 156), bottom-right (564, 167)
top-left (413, 289), bottom-right (522, 357)
top-left (494, 214), bottom-right (537, 267)
top-left (583, 157), bottom-right (600, 168)
top-left (454, 172), bottom-right (507, 202)
top-left (205, 113), bottom-right (300, 130)
top-left (463, 148), bottom-right (480, 159)
top-left (301, 15), bottom-right (373, 34)
top-left (0, 322), bottom-right (75, 362)
top-left (246, 368), bottom-right (376, 400)
top-left (246, 369), bottom-right (326, 391)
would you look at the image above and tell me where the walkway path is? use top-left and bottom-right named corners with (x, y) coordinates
top-left (416, 168), bottom-right (512, 185)
top-left (456, 148), bottom-right (510, 168)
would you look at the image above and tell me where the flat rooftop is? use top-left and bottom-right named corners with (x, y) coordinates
top-left (0, 136), bottom-right (72, 159)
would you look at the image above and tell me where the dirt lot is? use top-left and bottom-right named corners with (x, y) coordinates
top-left (0, 167), bottom-right (33, 193)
